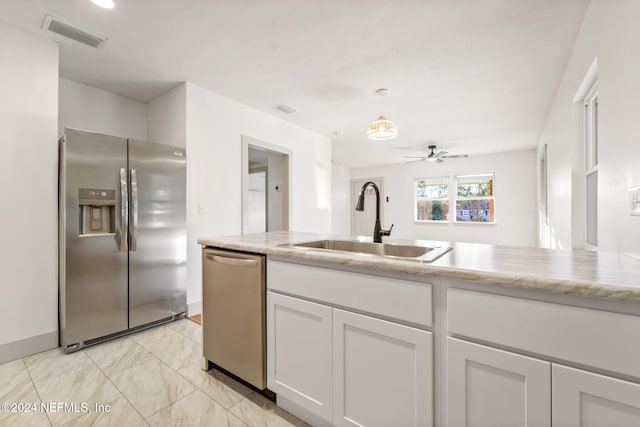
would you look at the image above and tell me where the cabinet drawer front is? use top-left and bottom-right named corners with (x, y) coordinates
top-left (268, 260), bottom-right (432, 327)
top-left (448, 288), bottom-right (640, 378)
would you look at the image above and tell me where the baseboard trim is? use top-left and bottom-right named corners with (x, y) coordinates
top-left (187, 301), bottom-right (202, 316)
top-left (0, 331), bottom-right (59, 364)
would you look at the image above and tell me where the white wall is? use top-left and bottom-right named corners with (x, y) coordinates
top-left (0, 23), bottom-right (59, 357)
top-left (351, 150), bottom-right (537, 247)
top-left (331, 163), bottom-right (352, 235)
top-left (539, 0), bottom-right (640, 255)
top-left (58, 78), bottom-right (147, 140)
top-left (148, 82), bottom-right (332, 311)
top-left (247, 171), bottom-right (267, 233)
top-left (147, 84), bottom-right (186, 148)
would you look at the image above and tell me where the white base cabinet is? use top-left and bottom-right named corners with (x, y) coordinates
top-left (447, 338), bottom-right (551, 427)
top-left (333, 309), bottom-right (432, 427)
top-left (267, 291), bottom-right (433, 427)
top-left (552, 364), bottom-right (640, 427)
top-left (447, 288), bottom-right (640, 427)
top-left (267, 292), bottom-right (333, 423)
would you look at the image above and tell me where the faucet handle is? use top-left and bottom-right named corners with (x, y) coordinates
top-left (380, 224), bottom-right (394, 237)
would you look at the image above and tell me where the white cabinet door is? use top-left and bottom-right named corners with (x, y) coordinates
top-left (553, 364), bottom-right (640, 427)
top-left (332, 308), bottom-right (433, 427)
top-left (267, 292), bottom-right (333, 423)
top-left (447, 338), bottom-right (551, 427)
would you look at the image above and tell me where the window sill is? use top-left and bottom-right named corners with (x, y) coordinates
top-left (453, 221), bottom-right (496, 225)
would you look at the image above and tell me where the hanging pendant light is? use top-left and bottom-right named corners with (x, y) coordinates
top-left (367, 88), bottom-right (398, 140)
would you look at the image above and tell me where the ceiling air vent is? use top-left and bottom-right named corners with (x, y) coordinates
top-left (275, 104), bottom-right (297, 114)
top-left (42, 15), bottom-right (106, 48)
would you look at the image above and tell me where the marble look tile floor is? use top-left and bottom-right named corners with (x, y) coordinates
top-left (0, 319), bottom-right (310, 427)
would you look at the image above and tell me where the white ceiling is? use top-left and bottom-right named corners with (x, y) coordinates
top-left (0, 0), bottom-right (589, 168)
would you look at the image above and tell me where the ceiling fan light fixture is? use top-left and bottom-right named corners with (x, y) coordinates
top-left (367, 115), bottom-right (398, 140)
top-left (426, 145), bottom-right (439, 161)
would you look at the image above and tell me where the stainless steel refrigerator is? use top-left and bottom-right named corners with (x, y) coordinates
top-left (59, 128), bottom-right (187, 352)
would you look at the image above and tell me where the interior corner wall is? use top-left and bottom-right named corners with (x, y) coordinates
top-left (147, 84), bottom-right (187, 148)
top-left (58, 78), bottom-right (147, 140)
top-left (350, 149), bottom-right (537, 247)
top-left (0, 23), bottom-right (59, 357)
top-left (184, 82), bottom-right (332, 309)
top-left (331, 163), bottom-right (352, 235)
top-left (538, 0), bottom-right (640, 255)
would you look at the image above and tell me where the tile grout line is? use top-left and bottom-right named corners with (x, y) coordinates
top-left (6, 331), bottom-right (307, 427)
top-left (165, 320), bottom-right (203, 347)
top-left (21, 356), bottom-right (53, 427)
top-left (105, 330), bottom-right (207, 421)
top-left (142, 388), bottom-right (199, 422)
top-left (84, 348), bottom-right (151, 427)
top-left (173, 364), bottom-right (235, 409)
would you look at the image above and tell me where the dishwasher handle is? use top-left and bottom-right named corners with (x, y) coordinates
top-left (204, 253), bottom-right (258, 267)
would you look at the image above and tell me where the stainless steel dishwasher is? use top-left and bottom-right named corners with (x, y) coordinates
top-left (202, 248), bottom-right (266, 389)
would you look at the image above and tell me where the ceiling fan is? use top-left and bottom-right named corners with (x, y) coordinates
top-left (403, 145), bottom-right (468, 163)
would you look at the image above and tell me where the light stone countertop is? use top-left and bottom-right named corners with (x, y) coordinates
top-left (198, 231), bottom-right (640, 304)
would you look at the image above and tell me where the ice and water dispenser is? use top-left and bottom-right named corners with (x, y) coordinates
top-left (78, 188), bottom-right (116, 235)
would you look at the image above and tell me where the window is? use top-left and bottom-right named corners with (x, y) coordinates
top-left (454, 174), bottom-right (495, 223)
top-left (415, 177), bottom-right (450, 221)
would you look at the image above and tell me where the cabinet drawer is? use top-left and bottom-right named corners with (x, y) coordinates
top-left (448, 288), bottom-right (640, 378)
top-left (268, 260), bottom-right (432, 328)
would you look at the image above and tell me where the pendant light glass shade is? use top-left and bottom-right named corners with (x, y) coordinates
top-left (367, 88), bottom-right (398, 140)
top-left (367, 115), bottom-right (398, 140)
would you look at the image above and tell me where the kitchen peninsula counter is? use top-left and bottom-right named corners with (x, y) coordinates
top-left (200, 231), bottom-right (640, 426)
top-left (198, 231), bottom-right (640, 304)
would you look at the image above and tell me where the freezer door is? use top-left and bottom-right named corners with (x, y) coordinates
top-left (128, 139), bottom-right (187, 328)
top-left (60, 129), bottom-right (129, 347)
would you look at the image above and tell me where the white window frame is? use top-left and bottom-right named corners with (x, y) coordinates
top-left (453, 173), bottom-right (496, 224)
top-left (584, 81), bottom-right (598, 250)
top-left (414, 176), bottom-right (451, 223)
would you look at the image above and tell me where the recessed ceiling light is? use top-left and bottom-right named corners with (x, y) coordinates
top-left (91, 0), bottom-right (115, 9)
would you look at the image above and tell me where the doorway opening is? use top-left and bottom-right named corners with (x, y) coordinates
top-left (242, 136), bottom-right (291, 234)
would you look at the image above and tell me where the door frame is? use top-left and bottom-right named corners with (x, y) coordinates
top-left (241, 135), bottom-right (292, 234)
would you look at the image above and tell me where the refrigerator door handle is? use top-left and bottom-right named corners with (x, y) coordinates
top-left (116, 167), bottom-right (128, 252)
top-left (130, 169), bottom-right (138, 252)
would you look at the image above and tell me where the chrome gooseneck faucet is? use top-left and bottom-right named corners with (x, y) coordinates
top-left (355, 181), bottom-right (393, 243)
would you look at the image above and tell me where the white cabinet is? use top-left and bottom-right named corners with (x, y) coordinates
top-left (447, 338), bottom-right (551, 427)
top-left (267, 291), bottom-right (433, 427)
top-left (552, 364), bottom-right (640, 427)
top-left (447, 288), bottom-right (640, 427)
top-left (267, 292), bottom-right (333, 423)
top-left (333, 309), bottom-right (432, 427)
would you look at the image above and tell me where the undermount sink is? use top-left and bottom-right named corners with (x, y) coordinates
top-left (280, 239), bottom-right (452, 263)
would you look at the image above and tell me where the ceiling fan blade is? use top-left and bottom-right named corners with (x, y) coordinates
top-left (435, 150), bottom-right (448, 157)
top-left (441, 154), bottom-right (469, 159)
top-left (403, 156), bottom-right (427, 159)
top-left (436, 158), bottom-right (444, 163)
top-left (405, 158), bottom-right (425, 163)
